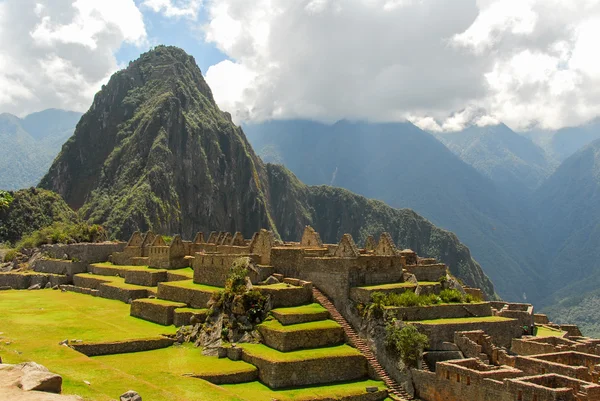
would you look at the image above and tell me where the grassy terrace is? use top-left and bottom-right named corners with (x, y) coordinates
top-left (222, 379), bottom-right (387, 401)
top-left (95, 343), bottom-right (257, 377)
top-left (254, 283), bottom-right (299, 290)
top-left (0, 290), bottom-right (385, 401)
top-left (535, 325), bottom-right (567, 337)
top-left (240, 344), bottom-right (361, 362)
top-left (170, 267), bottom-right (194, 278)
top-left (271, 303), bottom-right (327, 315)
top-left (414, 316), bottom-right (514, 324)
top-left (259, 319), bottom-right (340, 332)
top-left (75, 273), bottom-right (155, 291)
top-left (159, 279), bottom-right (222, 292)
top-left (135, 298), bottom-right (186, 307)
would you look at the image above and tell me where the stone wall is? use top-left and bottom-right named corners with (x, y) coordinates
top-left (256, 283), bottom-right (312, 308)
top-left (123, 269), bottom-right (167, 287)
top-left (411, 319), bottom-right (522, 349)
top-left (156, 282), bottom-right (214, 309)
top-left (70, 337), bottom-right (175, 356)
top-left (42, 242), bottom-right (126, 263)
top-left (0, 272), bottom-right (70, 289)
top-left (385, 303), bottom-right (492, 322)
top-left (130, 299), bottom-right (186, 325)
top-left (98, 283), bottom-right (149, 303)
top-left (31, 259), bottom-right (88, 278)
top-left (258, 323), bottom-right (344, 352)
top-left (404, 264), bottom-right (447, 282)
top-left (242, 351), bottom-right (367, 389)
top-left (192, 253), bottom-right (262, 286)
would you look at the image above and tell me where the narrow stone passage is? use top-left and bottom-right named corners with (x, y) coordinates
top-left (311, 287), bottom-right (414, 401)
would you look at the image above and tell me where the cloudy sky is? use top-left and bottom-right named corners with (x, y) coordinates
top-left (1, 0), bottom-right (600, 131)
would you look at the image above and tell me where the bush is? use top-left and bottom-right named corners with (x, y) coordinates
top-left (439, 289), bottom-right (465, 303)
top-left (15, 222), bottom-right (107, 251)
top-left (0, 191), bottom-right (14, 210)
top-left (386, 323), bottom-right (429, 368)
top-left (3, 248), bottom-right (17, 263)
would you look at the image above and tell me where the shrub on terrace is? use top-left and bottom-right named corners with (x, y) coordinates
top-left (386, 323), bottom-right (429, 368)
top-left (15, 222), bottom-right (106, 251)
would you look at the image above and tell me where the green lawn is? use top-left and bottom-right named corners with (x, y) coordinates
top-left (0, 290), bottom-right (240, 401)
top-left (134, 298), bottom-right (186, 307)
top-left (414, 316), bottom-right (514, 324)
top-left (0, 290), bottom-right (387, 401)
top-left (95, 343), bottom-right (257, 377)
top-left (170, 267), bottom-right (195, 278)
top-left (259, 319), bottom-right (340, 332)
top-left (271, 303), bottom-right (327, 316)
top-left (534, 325), bottom-right (567, 338)
top-left (240, 343), bottom-right (362, 362)
top-left (223, 379), bottom-right (387, 401)
top-left (254, 283), bottom-right (298, 290)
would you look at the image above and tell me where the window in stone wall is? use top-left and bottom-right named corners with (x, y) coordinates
top-left (456, 374), bottom-right (460, 383)
top-left (533, 395), bottom-right (537, 401)
top-left (446, 371), bottom-right (450, 380)
top-left (466, 376), bottom-right (470, 386)
top-left (517, 390), bottom-right (522, 401)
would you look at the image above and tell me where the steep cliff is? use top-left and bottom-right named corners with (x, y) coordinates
top-left (39, 46), bottom-right (496, 298)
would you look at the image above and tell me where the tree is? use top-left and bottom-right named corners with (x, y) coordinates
top-left (386, 323), bottom-right (429, 368)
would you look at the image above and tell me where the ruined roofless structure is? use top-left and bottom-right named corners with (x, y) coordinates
top-left (110, 226), bottom-right (434, 306)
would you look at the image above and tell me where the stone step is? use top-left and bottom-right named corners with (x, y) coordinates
top-left (240, 343), bottom-right (368, 389)
top-left (90, 263), bottom-right (170, 287)
top-left (130, 298), bottom-right (187, 326)
top-left (271, 303), bottom-right (330, 325)
top-left (73, 273), bottom-right (155, 303)
top-left (31, 258), bottom-right (87, 278)
top-left (157, 280), bottom-right (221, 309)
top-left (258, 319), bottom-right (344, 352)
top-left (253, 283), bottom-right (313, 308)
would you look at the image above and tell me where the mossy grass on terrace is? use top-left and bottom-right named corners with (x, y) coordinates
top-left (254, 283), bottom-right (299, 290)
top-left (534, 325), bottom-right (567, 337)
top-left (260, 318), bottom-right (340, 332)
top-left (240, 343), bottom-right (361, 362)
top-left (134, 298), bottom-right (186, 307)
top-left (271, 303), bottom-right (327, 315)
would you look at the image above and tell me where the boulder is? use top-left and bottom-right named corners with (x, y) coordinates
top-left (120, 390), bottom-right (142, 401)
top-left (17, 362), bottom-right (62, 393)
top-left (45, 282), bottom-right (52, 289)
top-left (28, 284), bottom-right (41, 291)
top-left (0, 286), bottom-right (12, 291)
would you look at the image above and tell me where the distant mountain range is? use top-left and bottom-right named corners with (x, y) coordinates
top-left (0, 109), bottom-right (82, 190)
top-left (245, 118), bottom-right (600, 335)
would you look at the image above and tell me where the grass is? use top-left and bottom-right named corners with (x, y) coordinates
top-left (0, 289), bottom-right (388, 401)
top-left (259, 319), bottom-right (340, 332)
top-left (271, 303), bottom-right (327, 315)
top-left (95, 343), bottom-right (257, 377)
top-left (160, 279), bottom-right (222, 292)
top-left (74, 273), bottom-right (155, 291)
top-left (169, 267), bottom-right (194, 278)
top-left (222, 379), bottom-right (387, 401)
top-left (0, 290), bottom-right (246, 401)
top-left (175, 307), bottom-right (209, 314)
top-left (91, 262), bottom-right (165, 273)
top-left (534, 325), bottom-right (567, 338)
top-left (414, 316), bottom-right (514, 324)
top-left (239, 344), bottom-right (362, 362)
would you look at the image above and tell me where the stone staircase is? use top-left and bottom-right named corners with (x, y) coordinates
top-left (312, 287), bottom-right (413, 400)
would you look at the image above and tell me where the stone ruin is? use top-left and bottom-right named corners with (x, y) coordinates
top-left (2, 224), bottom-right (599, 401)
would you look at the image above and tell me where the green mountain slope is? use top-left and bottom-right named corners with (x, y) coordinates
top-left (0, 188), bottom-right (78, 244)
top-left (245, 120), bottom-right (542, 302)
top-left (435, 124), bottom-right (552, 194)
top-left (0, 110), bottom-right (82, 190)
top-left (38, 46), bottom-right (495, 299)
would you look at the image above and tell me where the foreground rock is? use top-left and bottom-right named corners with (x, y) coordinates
top-left (0, 362), bottom-right (82, 401)
top-left (120, 390), bottom-right (142, 401)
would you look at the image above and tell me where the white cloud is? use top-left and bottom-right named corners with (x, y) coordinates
top-left (203, 0), bottom-right (600, 131)
top-left (142, 0), bottom-right (202, 19)
top-left (0, 0), bottom-right (147, 116)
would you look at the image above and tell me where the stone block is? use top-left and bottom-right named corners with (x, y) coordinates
top-left (71, 337), bottom-right (175, 356)
top-left (130, 299), bottom-right (186, 325)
